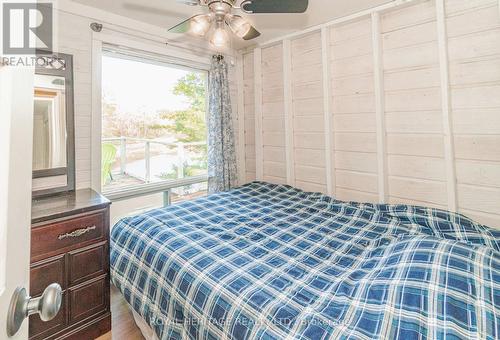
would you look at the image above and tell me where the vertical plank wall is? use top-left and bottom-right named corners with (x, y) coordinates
top-left (331, 18), bottom-right (379, 203)
top-left (240, 0), bottom-right (500, 228)
top-left (58, 10), bottom-right (94, 190)
top-left (292, 32), bottom-right (328, 193)
top-left (382, 1), bottom-right (448, 209)
top-left (243, 52), bottom-right (257, 182)
top-left (446, 0), bottom-right (500, 226)
top-left (261, 44), bottom-right (287, 184)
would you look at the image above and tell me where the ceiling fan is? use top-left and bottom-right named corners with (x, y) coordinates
top-left (168, 0), bottom-right (309, 47)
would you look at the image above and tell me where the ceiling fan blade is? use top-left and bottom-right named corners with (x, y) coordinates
top-left (241, 0), bottom-right (308, 13)
top-left (168, 16), bottom-right (197, 33)
top-left (243, 25), bottom-right (261, 40)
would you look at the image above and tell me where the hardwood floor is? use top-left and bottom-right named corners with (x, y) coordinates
top-left (96, 286), bottom-right (145, 340)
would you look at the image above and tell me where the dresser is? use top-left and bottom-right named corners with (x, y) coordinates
top-left (30, 189), bottom-right (112, 340)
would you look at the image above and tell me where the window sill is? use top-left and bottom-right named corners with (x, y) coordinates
top-left (102, 175), bottom-right (208, 202)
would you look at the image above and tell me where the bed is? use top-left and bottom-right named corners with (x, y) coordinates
top-left (110, 181), bottom-right (500, 340)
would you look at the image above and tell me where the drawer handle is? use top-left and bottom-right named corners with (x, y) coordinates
top-left (58, 226), bottom-right (96, 240)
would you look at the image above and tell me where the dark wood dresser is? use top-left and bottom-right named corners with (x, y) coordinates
top-left (30, 189), bottom-right (112, 340)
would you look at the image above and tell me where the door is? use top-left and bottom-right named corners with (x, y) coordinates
top-left (0, 64), bottom-right (35, 338)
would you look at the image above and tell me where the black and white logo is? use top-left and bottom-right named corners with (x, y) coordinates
top-left (2, 3), bottom-right (53, 54)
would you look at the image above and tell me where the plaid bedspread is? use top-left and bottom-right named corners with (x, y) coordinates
top-left (110, 182), bottom-right (500, 340)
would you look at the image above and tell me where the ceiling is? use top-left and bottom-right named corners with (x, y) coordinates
top-left (70, 0), bottom-right (393, 49)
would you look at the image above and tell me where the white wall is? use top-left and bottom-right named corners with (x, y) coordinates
top-left (242, 52), bottom-right (257, 182)
top-left (53, 7), bottom-right (94, 190)
top-left (262, 44), bottom-right (287, 185)
top-left (331, 16), bottom-right (379, 202)
top-left (239, 0), bottom-right (500, 228)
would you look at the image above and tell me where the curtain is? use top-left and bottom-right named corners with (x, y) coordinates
top-left (207, 55), bottom-right (238, 193)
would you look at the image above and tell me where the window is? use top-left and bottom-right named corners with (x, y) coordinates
top-left (101, 51), bottom-right (208, 198)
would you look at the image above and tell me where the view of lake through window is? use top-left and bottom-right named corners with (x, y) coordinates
top-left (101, 53), bottom-right (208, 200)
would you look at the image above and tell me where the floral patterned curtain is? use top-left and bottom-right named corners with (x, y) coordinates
top-left (207, 55), bottom-right (238, 193)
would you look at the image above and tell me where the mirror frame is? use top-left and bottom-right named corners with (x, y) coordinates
top-left (32, 51), bottom-right (76, 198)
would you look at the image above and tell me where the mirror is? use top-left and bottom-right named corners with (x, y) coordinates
top-left (32, 52), bottom-right (75, 198)
top-left (33, 75), bottom-right (67, 171)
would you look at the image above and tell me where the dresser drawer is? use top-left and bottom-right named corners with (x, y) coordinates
top-left (29, 291), bottom-right (67, 340)
top-left (31, 211), bottom-right (106, 260)
top-left (30, 255), bottom-right (65, 297)
top-left (68, 242), bottom-right (107, 286)
top-left (69, 276), bottom-right (108, 324)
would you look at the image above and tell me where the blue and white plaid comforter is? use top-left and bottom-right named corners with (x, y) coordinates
top-left (110, 182), bottom-right (500, 340)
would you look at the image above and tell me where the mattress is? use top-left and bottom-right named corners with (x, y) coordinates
top-left (110, 181), bottom-right (500, 339)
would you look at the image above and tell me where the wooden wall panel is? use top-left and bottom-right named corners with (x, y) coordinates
top-left (261, 44), bottom-right (287, 184)
top-left (291, 32), bottom-right (327, 193)
top-left (446, 0), bottom-right (500, 227)
top-left (55, 11), bottom-right (94, 189)
top-left (243, 52), bottom-right (256, 182)
top-left (382, 0), bottom-right (447, 209)
top-left (330, 18), bottom-right (378, 203)
top-left (239, 0), bottom-right (500, 228)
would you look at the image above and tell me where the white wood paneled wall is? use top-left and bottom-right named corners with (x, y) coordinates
top-left (331, 17), bottom-right (379, 203)
top-left (292, 32), bottom-right (328, 193)
top-left (57, 11), bottom-right (94, 190)
top-left (447, 0), bottom-right (500, 227)
top-left (243, 52), bottom-right (257, 182)
top-left (240, 0), bottom-right (500, 228)
top-left (261, 44), bottom-right (287, 184)
top-left (382, 1), bottom-right (449, 209)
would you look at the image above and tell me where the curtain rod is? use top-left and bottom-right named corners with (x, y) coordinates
top-left (89, 22), bottom-right (221, 58)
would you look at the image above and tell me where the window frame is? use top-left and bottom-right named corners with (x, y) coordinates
top-left (91, 34), bottom-right (211, 200)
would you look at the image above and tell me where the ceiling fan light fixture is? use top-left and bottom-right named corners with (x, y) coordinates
top-left (168, 0), bottom-right (269, 44)
top-left (210, 26), bottom-right (230, 48)
top-left (190, 15), bottom-right (211, 36)
top-left (227, 15), bottom-right (251, 39)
